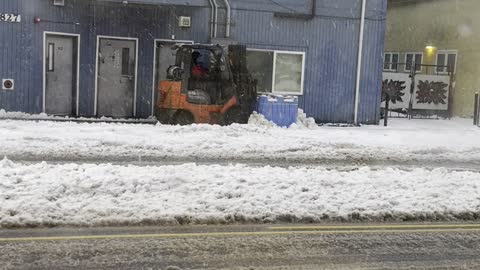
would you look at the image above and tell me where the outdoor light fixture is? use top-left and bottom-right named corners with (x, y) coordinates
top-left (425, 45), bottom-right (436, 55)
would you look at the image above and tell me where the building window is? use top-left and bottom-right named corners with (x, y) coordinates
top-left (436, 50), bottom-right (457, 74)
top-left (47, 43), bottom-right (55, 72)
top-left (384, 52), bottom-right (399, 71)
top-left (246, 50), bottom-right (274, 93)
top-left (405, 53), bottom-right (423, 72)
top-left (247, 49), bottom-right (305, 95)
top-left (121, 48), bottom-right (131, 76)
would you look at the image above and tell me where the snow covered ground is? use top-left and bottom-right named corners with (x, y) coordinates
top-left (1, 159), bottom-right (480, 227)
top-left (1, 116), bottom-right (479, 227)
top-left (0, 116), bottom-right (479, 165)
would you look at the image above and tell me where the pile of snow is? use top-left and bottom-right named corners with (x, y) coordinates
top-left (0, 109), bottom-right (155, 123)
top-left (0, 109), bottom-right (51, 120)
top-left (291, 109), bottom-right (318, 129)
top-left (0, 108), bottom-right (318, 128)
top-left (2, 159), bottom-right (480, 227)
top-left (248, 109), bottom-right (317, 129)
top-left (247, 112), bottom-right (277, 128)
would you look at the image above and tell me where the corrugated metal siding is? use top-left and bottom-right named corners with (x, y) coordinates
top-left (98, 0), bottom-right (209, 7)
top-left (0, 0), bottom-right (28, 112)
top-left (0, 0), bottom-right (386, 123)
top-left (0, 0), bottom-right (209, 117)
top-left (231, 0), bottom-right (386, 123)
top-left (89, 3), bottom-right (209, 117)
top-left (0, 0), bottom-right (90, 114)
top-left (100, 0), bottom-right (310, 12)
top-left (31, 0), bottom-right (89, 115)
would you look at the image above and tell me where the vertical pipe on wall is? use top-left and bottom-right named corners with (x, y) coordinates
top-left (311, 0), bottom-right (316, 18)
top-left (212, 0), bottom-right (219, 38)
top-left (223, 0), bottom-right (231, 38)
top-left (208, 0), bottom-right (215, 38)
top-left (354, 0), bottom-right (366, 125)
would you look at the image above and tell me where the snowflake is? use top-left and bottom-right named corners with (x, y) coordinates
top-left (416, 80), bottom-right (448, 105)
top-left (382, 79), bottom-right (406, 104)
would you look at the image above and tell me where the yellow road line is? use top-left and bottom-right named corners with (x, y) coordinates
top-left (1, 228), bottom-right (480, 242)
top-left (267, 224), bottom-right (480, 231)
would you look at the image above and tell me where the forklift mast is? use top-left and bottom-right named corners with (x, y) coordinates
top-left (174, 44), bottom-right (228, 94)
top-left (227, 45), bottom-right (258, 118)
top-left (161, 43), bottom-right (257, 123)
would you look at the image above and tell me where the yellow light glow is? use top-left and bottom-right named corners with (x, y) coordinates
top-left (425, 45), bottom-right (436, 56)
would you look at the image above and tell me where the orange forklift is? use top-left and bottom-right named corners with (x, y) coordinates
top-left (155, 44), bottom-right (257, 125)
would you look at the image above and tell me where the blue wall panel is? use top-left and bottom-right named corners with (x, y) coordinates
top-left (0, 0), bottom-right (387, 123)
top-left (0, 0), bottom-right (25, 112)
top-left (230, 0), bottom-right (386, 123)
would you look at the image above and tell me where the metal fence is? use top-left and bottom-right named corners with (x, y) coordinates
top-left (382, 62), bottom-right (454, 126)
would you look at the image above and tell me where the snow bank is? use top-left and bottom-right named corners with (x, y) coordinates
top-left (291, 109), bottom-right (318, 129)
top-left (248, 109), bottom-right (317, 129)
top-left (1, 160), bottom-right (480, 227)
top-left (0, 108), bottom-right (317, 128)
top-left (248, 112), bottom-right (277, 128)
top-left (0, 118), bottom-right (479, 164)
top-left (0, 109), bottom-right (155, 123)
top-left (0, 109), bottom-right (50, 120)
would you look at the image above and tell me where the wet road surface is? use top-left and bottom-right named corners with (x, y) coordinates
top-left (2, 224), bottom-right (480, 269)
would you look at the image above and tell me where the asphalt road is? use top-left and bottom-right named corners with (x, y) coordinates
top-left (2, 224), bottom-right (480, 270)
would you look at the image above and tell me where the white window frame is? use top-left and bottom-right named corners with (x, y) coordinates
top-left (247, 48), bottom-right (306, 95)
top-left (383, 52), bottom-right (399, 71)
top-left (404, 52), bottom-right (423, 73)
top-left (435, 50), bottom-right (458, 75)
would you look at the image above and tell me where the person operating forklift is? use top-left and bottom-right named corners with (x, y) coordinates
top-left (191, 51), bottom-right (208, 79)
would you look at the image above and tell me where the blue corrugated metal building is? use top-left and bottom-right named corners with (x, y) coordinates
top-left (0, 0), bottom-right (386, 124)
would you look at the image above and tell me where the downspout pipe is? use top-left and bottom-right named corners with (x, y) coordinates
top-left (354, 0), bottom-right (366, 125)
top-left (310, 0), bottom-right (316, 18)
top-left (222, 0), bottom-right (231, 38)
top-left (208, 0), bottom-right (216, 38)
top-left (212, 0), bottom-right (219, 38)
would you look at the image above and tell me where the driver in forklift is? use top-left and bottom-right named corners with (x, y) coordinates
top-left (191, 51), bottom-right (208, 79)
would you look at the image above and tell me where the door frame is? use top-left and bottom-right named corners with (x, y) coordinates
top-left (43, 31), bottom-right (81, 116)
top-left (151, 39), bottom-right (194, 116)
top-left (95, 35), bottom-right (139, 117)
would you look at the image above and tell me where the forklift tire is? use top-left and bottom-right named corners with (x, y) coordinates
top-left (172, 110), bottom-right (194, 126)
top-left (223, 106), bottom-right (243, 125)
top-left (155, 110), bottom-right (172, 124)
